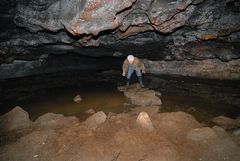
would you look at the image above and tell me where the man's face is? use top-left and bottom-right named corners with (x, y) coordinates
top-left (129, 60), bottom-right (134, 64)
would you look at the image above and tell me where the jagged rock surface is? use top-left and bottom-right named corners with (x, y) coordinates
top-left (0, 0), bottom-right (240, 79)
top-left (144, 58), bottom-right (240, 79)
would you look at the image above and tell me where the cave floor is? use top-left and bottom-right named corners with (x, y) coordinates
top-left (1, 111), bottom-right (240, 161)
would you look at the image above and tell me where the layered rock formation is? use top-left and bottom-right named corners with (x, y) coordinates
top-left (0, 0), bottom-right (240, 79)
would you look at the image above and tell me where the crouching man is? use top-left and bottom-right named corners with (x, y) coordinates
top-left (122, 55), bottom-right (146, 87)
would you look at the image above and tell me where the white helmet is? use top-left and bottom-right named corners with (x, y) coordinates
top-left (127, 55), bottom-right (134, 62)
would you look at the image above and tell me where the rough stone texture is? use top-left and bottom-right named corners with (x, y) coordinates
top-left (4, 0), bottom-right (238, 46)
top-left (14, 0), bottom-right (137, 35)
top-left (212, 116), bottom-right (240, 130)
top-left (0, 54), bottom-right (122, 79)
top-left (0, 0), bottom-right (240, 80)
top-left (187, 127), bottom-right (218, 142)
top-left (152, 112), bottom-right (201, 137)
top-left (0, 106), bottom-right (32, 133)
top-left (83, 111), bottom-right (107, 129)
top-left (35, 113), bottom-right (65, 123)
top-left (12, 0), bottom-right (199, 37)
top-left (144, 58), bottom-right (240, 80)
top-left (33, 113), bottom-right (80, 130)
top-left (186, 126), bottom-right (240, 161)
top-left (118, 83), bottom-right (162, 106)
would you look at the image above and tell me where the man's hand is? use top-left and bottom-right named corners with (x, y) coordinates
top-left (142, 71), bottom-right (146, 74)
top-left (122, 72), bottom-right (126, 77)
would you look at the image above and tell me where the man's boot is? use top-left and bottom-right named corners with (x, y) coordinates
top-left (138, 76), bottom-right (144, 87)
top-left (126, 79), bottom-right (130, 87)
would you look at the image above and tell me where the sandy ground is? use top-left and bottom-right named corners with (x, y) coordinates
top-left (0, 107), bottom-right (240, 161)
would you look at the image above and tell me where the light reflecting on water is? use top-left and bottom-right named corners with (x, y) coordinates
top-left (12, 83), bottom-right (129, 120)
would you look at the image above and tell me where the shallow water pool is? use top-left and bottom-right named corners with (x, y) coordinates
top-left (1, 72), bottom-right (239, 125)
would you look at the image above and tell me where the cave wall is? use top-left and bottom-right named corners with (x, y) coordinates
top-left (0, 0), bottom-right (240, 79)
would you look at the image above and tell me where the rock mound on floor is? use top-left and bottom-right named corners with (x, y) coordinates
top-left (0, 106), bottom-right (32, 133)
top-left (34, 113), bottom-right (79, 129)
top-left (83, 111), bottom-right (107, 129)
top-left (136, 112), bottom-right (154, 131)
top-left (118, 83), bottom-right (162, 106)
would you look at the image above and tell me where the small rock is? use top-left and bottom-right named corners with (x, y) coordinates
top-left (85, 109), bottom-right (95, 115)
top-left (83, 111), bottom-right (107, 129)
top-left (73, 94), bottom-right (82, 103)
top-left (0, 106), bottom-right (32, 133)
top-left (212, 116), bottom-right (240, 130)
top-left (136, 112), bottom-right (154, 131)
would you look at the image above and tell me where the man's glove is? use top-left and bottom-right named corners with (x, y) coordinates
top-left (122, 72), bottom-right (126, 77)
top-left (142, 70), bottom-right (146, 74)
